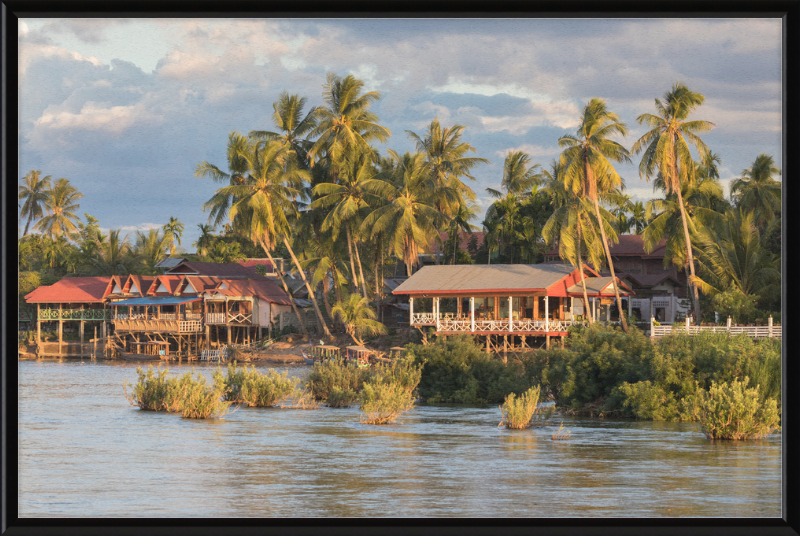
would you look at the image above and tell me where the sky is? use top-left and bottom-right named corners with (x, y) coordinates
top-left (17, 18), bottom-right (782, 249)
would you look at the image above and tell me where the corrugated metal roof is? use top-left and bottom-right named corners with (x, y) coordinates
top-left (566, 277), bottom-right (633, 295)
top-left (155, 257), bottom-right (186, 268)
top-left (166, 261), bottom-right (259, 278)
top-left (392, 263), bottom-right (576, 294)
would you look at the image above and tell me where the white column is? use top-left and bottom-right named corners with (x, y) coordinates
top-left (409, 297), bottom-right (414, 325)
top-left (628, 296), bottom-right (632, 319)
top-left (592, 298), bottom-right (596, 323)
top-left (650, 298), bottom-right (654, 323)
top-left (606, 304), bottom-right (611, 323)
top-left (727, 315), bottom-right (732, 330)
top-left (544, 296), bottom-right (549, 332)
top-left (435, 297), bottom-right (440, 332)
top-left (470, 297), bottom-right (475, 332)
top-left (670, 294), bottom-right (675, 324)
top-left (508, 296), bottom-right (513, 332)
top-left (769, 315), bottom-right (773, 338)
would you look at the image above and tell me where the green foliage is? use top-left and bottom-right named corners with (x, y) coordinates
top-left (305, 359), bottom-right (373, 401)
top-left (710, 288), bottom-right (758, 325)
top-left (326, 387), bottom-right (359, 408)
top-left (359, 360), bottom-right (422, 424)
top-left (214, 362), bottom-right (300, 407)
top-left (612, 381), bottom-right (680, 421)
top-left (499, 386), bottom-right (549, 429)
top-left (407, 334), bottom-right (527, 404)
top-left (692, 378), bottom-right (780, 440)
top-left (124, 366), bottom-right (230, 418)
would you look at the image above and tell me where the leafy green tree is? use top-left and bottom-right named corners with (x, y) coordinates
top-left (86, 229), bottom-right (137, 276)
top-left (201, 240), bottom-right (246, 263)
top-left (730, 153), bottom-right (781, 230)
top-left (632, 82), bottom-right (716, 323)
top-left (36, 178), bottom-right (84, 239)
top-left (486, 151), bottom-right (542, 199)
top-left (559, 98), bottom-right (630, 331)
top-left (134, 228), bottom-right (171, 274)
top-left (250, 91), bottom-right (318, 166)
top-left (19, 170), bottom-right (52, 237)
top-left (193, 224), bottom-right (215, 256)
top-left (332, 293), bottom-right (387, 346)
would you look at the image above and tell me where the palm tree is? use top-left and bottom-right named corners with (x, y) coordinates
top-left (249, 91), bottom-right (318, 166)
top-left (631, 82), bottom-right (716, 323)
top-left (163, 217), bottom-right (184, 255)
top-left (559, 98), bottom-right (631, 331)
top-left (690, 208), bottom-right (780, 304)
top-left (86, 229), bottom-right (136, 276)
top-left (193, 224), bottom-right (215, 257)
top-left (35, 178), bottom-right (83, 239)
top-left (629, 201), bottom-right (648, 234)
top-left (197, 139), bottom-right (331, 338)
top-left (19, 170), bottom-right (52, 236)
top-left (407, 119), bottom-right (487, 217)
top-left (41, 235), bottom-right (71, 270)
top-left (362, 150), bottom-right (447, 276)
top-left (310, 148), bottom-right (393, 297)
top-left (307, 73), bottom-right (391, 167)
top-left (730, 153), bottom-right (781, 230)
top-left (445, 202), bottom-right (479, 264)
top-left (201, 240), bottom-right (246, 263)
top-left (134, 228), bottom-right (171, 274)
top-left (487, 151), bottom-right (542, 199)
top-left (332, 293), bottom-right (387, 346)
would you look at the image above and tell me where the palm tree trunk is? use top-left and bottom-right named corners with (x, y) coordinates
top-left (675, 187), bottom-right (701, 323)
top-left (353, 237), bottom-right (369, 299)
top-left (23, 212), bottom-right (33, 236)
top-left (259, 239), bottom-right (309, 337)
top-left (321, 271), bottom-right (335, 326)
top-left (345, 226), bottom-right (360, 295)
top-left (282, 237), bottom-right (332, 338)
top-left (591, 196), bottom-right (629, 332)
top-left (374, 237), bottom-right (381, 313)
top-left (332, 264), bottom-right (344, 304)
top-left (576, 217), bottom-right (594, 325)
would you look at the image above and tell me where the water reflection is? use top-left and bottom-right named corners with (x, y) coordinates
top-left (18, 360), bottom-right (781, 518)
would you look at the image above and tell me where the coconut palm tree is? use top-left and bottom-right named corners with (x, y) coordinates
top-left (198, 139), bottom-right (331, 338)
top-left (487, 151), bottom-right (542, 199)
top-left (362, 150), bottom-right (447, 276)
top-left (163, 217), bottom-right (184, 255)
top-left (631, 82), bottom-right (716, 323)
top-left (559, 98), bottom-right (631, 331)
top-left (307, 73), bottom-right (391, 168)
top-left (134, 228), bottom-right (171, 274)
top-left (193, 224), bottom-right (215, 257)
top-left (249, 91), bottom-right (318, 166)
top-left (730, 153), bottom-right (781, 230)
top-left (629, 201), bottom-right (648, 234)
top-left (86, 229), bottom-right (136, 276)
top-left (19, 170), bottom-right (52, 237)
top-left (201, 240), bottom-right (246, 263)
top-left (444, 202), bottom-right (479, 264)
top-left (407, 119), bottom-right (487, 217)
top-left (689, 208), bottom-right (780, 303)
top-left (332, 293), bottom-right (387, 346)
top-left (35, 178), bottom-right (83, 239)
top-left (310, 148), bottom-right (393, 297)
top-left (41, 235), bottom-right (72, 270)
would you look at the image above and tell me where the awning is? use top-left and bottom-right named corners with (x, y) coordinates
top-left (110, 297), bottom-right (202, 306)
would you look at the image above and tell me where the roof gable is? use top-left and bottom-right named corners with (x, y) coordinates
top-left (25, 277), bottom-right (111, 303)
top-left (393, 264), bottom-right (579, 294)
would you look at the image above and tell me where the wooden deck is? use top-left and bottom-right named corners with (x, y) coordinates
top-left (650, 316), bottom-right (780, 340)
top-left (413, 314), bottom-right (581, 335)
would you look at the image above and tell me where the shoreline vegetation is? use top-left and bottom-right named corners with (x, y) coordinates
top-left (119, 324), bottom-right (781, 439)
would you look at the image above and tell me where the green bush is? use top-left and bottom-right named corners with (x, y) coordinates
top-left (610, 381), bottom-right (680, 421)
top-left (124, 366), bottom-right (231, 419)
top-left (305, 359), bottom-right (373, 401)
top-left (326, 387), bottom-right (359, 408)
top-left (407, 335), bottom-right (526, 404)
top-left (359, 360), bottom-right (422, 425)
top-left (240, 369), bottom-right (299, 407)
top-left (692, 378), bottom-right (780, 440)
top-left (180, 373), bottom-right (232, 419)
top-left (498, 386), bottom-right (554, 429)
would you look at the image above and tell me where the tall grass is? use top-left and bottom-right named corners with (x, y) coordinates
top-left (305, 359), bottom-right (373, 402)
top-left (214, 362), bottom-right (301, 407)
top-left (498, 386), bottom-right (554, 429)
top-left (124, 366), bottom-right (231, 419)
top-left (693, 378), bottom-right (780, 440)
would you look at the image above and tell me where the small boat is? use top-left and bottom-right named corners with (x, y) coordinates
top-left (120, 351), bottom-right (162, 362)
top-left (302, 344), bottom-right (341, 365)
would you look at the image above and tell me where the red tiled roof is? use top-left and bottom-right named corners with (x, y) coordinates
top-left (429, 231), bottom-right (487, 255)
top-left (237, 259), bottom-right (274, 272)
top-left (148, 275), bottom-right (184, 295)
top-left (167, 261), bottom-right (259, 278)
top-left (25, 277), bottom-right (110, 303)
top-left (209, 279), bottom-right (292, 305)
top-left (545, 234), bottom-right (668, 258)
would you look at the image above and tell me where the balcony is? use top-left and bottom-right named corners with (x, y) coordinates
top-left (412, 314), bottom-right (582, 334)
top-left (113, 317), bottom-right (203, 333)
top-left (38, 308), bottom-right (112, 321)
top-left (204, 312), bottom-right (253, 325)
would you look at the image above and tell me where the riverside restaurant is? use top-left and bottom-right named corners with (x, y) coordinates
top-left (392, 263), bottom-right (633, 353)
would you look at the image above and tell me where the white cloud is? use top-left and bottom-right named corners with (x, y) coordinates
top-left (33, 101), bottom-right (163, 136)
top-left (18, 43), bottom-right (103, 77)
top-left (496, 144), bottom-right (560, 159)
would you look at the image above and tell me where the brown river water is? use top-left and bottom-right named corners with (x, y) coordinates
top-left (17, 359), bottom-right (782, 518)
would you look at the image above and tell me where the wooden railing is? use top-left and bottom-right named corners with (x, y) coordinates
top-left (228, 312), bottom-right (253, 325)
top-left (114, 319), bottom-right (203, 333)
top-left (651, 324), bottom-right (781, 340)
top-left (411, 312), bottom-right (436, 325)
top-left (205, 313), bottom-right (226, 324)
top-left (419, 317), bottom-right (585, 333)
top-left (38, 308), bottom-right (111, 321)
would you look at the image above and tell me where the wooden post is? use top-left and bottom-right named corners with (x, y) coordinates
top-left (435, 297), bottom-right (440, 332)
top-left (769, 315), bottom-right (773, 338)
top-left (546, 334), bottom-right (550, 350)
top-left (58, 303), bottom-right (63, 356)
top-left (470, 297), bottom-right (475, 332)
top-left (503, 335), bottom-right (508, 363)
top-left (206, 325), bottom-right (210, 350)
top-left (409, 297), bottom-right (414, 325)
top-left (494, 297), bottom-right (499, 320)
top-left (80, 320), bottom-right (85, 357)
top-left (93, 326), bottom-right (97, 359)
top-left (670, 294), bottom-right (675, 324)
top-left (533, 295), bottom-right (539, 320)
top-left (457, 297), bottom-right (462, 317)
top-left (37, 304), bottom-right (41, 344)
top-left (651, 316), bottom-right (654, 337)
top-left (508, 295), bottom-right (513, 332)
top-left (629, 296), bottom-right (633, 320)
top-left (521, 297), bottom-right (527, 319)
top-left (227, 325), bottom-right (231, 346)
top-left (559, 298), bottom-right (564, 321)
top-left (544, 296), bottom-right (549, 333)
top-left (592, 298), bottom-right (596, 323)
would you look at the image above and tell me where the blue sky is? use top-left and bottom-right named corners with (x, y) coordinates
top-left (18, 18), bottom-right (782, 249)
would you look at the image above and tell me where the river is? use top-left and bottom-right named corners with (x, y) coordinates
top-left (17, 359), bottom-right (781, 518)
